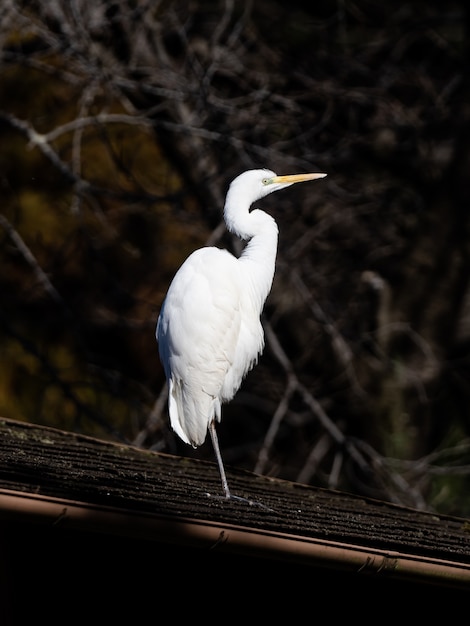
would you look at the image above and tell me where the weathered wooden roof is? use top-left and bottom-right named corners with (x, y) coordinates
top-left (1, 417), bottom-right (469, 592)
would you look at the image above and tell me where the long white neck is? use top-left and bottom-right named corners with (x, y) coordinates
top-left (224, 194), bottom-right (279, 314)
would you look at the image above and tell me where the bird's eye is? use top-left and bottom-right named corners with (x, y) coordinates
top-left (262, 178), bottom-right (270, 185)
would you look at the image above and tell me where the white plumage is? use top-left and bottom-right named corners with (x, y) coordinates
top-left (156, 168), bottom-right (326, 499)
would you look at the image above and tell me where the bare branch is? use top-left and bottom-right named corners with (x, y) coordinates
top-left (0, 214), bottom-right (64, 306)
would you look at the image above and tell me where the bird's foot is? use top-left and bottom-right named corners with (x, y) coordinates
top-left (205, 491), bottom-right (274, 512)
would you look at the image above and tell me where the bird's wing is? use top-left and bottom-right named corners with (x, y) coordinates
top-left (157, 247), bottom-right (242, 446)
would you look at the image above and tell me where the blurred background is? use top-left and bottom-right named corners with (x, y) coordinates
top-left (1, 0), bottom-right (469, 516)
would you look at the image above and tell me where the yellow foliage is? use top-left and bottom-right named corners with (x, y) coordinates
top-left (16, 190), bottom-right (74, 249)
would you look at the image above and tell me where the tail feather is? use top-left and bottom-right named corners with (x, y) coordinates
top-left (168, 378), bottom-right (219, 447)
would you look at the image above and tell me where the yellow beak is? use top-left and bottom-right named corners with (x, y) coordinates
top-left (271, 172), bottom-right (327, 184)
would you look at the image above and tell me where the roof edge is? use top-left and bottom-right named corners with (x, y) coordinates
top-left (1, 488), bottom-right (469, 588)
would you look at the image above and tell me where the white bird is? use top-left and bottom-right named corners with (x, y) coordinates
top-left (156, 168), bottom-right (327, 500)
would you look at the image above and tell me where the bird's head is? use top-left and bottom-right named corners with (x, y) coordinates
top-left (224, 168), bottom-right (327, 239)
top-left (227, 168), bottom-right (327, 206)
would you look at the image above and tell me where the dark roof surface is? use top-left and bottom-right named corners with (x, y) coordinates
top-left (1, 417), bottom-right (469, 590)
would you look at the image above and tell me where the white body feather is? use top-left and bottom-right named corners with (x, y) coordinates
top-left (157, 244), bottom-right (270, 446)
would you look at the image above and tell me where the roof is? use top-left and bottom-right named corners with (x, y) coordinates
top-left (1, 417), bottom-right (469, 596)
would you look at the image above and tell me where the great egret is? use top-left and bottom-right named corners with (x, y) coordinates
top-left (156, 168), bottom-right (327, 500)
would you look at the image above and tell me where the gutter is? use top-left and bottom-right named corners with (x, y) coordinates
top-left (1, 488), bottom-right (469, 588)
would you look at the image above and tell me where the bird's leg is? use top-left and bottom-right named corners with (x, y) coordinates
top-left (208, 420), bottom-right (274, 511)
top-left (209, 420), bottom-right (231, 498)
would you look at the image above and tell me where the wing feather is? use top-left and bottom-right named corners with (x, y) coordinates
top-left (156, 247), bottom-right (243, 446)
